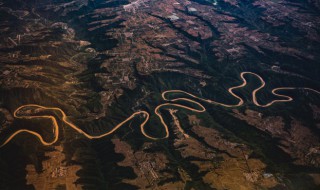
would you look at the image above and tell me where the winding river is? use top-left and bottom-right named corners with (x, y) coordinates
top-left (1, 72), bottom-right (319, 147)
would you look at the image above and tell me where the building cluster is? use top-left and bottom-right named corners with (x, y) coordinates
top-left (138, 161), bottom-right (159, 183)
top-left (123, 0), bottom-right (149, 13)
top-left (51, 166), bottom-right (67, 178)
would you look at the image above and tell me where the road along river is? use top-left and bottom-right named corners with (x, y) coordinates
top-left (1, 72), bottom-right (319, 147)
